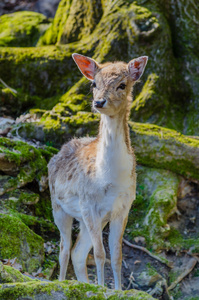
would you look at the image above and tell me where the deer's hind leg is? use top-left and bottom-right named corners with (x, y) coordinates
top-left (53, 206), bottom-right (73, 281)
top-left (71, 221), bottom-right (93, 283)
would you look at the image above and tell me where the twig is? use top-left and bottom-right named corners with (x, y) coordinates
top-left (0, 78), bottom-right (17, 94)
top-left (122, 238), bottom-right (173, 268)
top-left (168, 257), bottom-right (197, 291)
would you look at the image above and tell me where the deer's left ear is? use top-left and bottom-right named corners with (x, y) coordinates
top-left (128, 56), bottom-right (148, 81)
top-left (72, 53), bottom-right (99, 81)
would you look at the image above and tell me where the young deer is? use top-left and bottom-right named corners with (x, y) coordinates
top-left (48, 53), bottom-right (148, 289)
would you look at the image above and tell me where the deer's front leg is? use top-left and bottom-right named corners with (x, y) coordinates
top-left (109, 215), bottom-right (128, 290)
top-left (82, 208), bottom-right (105, 286)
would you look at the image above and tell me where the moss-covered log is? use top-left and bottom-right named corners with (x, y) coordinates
top-left (0, 279), bottom-right (156, 300)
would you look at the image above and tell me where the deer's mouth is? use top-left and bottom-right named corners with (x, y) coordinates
top-left (93, 99), bottom-right (106, 108)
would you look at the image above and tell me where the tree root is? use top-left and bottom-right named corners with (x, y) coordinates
top-left (122, 238), bottom-right (173, 268)
top-left (168, 257), bottom-right (197, 291)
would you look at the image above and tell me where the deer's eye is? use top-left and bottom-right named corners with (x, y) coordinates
top-left (91, 81), bottom-right (96, 88)
top-left (117, 83), bottom-right (126, 90)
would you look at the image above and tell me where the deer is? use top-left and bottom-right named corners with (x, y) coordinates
top-left (48, 53), bottom-right (148, 290)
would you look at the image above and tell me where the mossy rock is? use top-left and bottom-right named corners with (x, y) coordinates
top-left (12, 119), bottom-right (199, 181)
top-left (0, 213), bottom-right (44, 273)
top-left (0, 137), bottom-right (49, 193)
top-left (127, 165), bottom-right (199, 252)
top-left (37, 0), bottom-right (188, 133)
top-left (0, 0), bottom-right (187, 131)
top-left (38, 0), bottom-right (103, 46)
top-left (0, 280), bottom-right (157, 300)
top-left (0, 11), bottom-right (51, 47)
top-left (0, 262), bottom-right (35, 283)
top-left (0, 46), bottom-right (79, 101)
top-left (130, 122), bottom-right (199, 181)
top-left (157, 0), bottom-right (199, 135)
top-left (127, 166), bottom-right (180, 250)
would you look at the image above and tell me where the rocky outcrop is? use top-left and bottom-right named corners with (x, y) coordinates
top-left (0, 262), bottom-right (156, 300)
top-left (0, 11), bottom-right (51, 47)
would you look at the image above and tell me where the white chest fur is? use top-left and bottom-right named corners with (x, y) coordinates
top-left (95, 115), bottom-right (134, 189)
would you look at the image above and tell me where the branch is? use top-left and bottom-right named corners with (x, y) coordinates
top-left (168, 257), bottom-right (197, 291)
top-left (122, 238), bottom-right (173, 268)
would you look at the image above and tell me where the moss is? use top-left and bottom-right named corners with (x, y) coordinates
top-left (166, 228), bottom-right (199, 252)
top-left (11, 212), bottom-right (58, 239)
top-left (130, 122), bottom-right (199, 181)
top-left (0, 189), bottom-right (39, 213)
top-left (0, 137), bottom-right (49, 193)
top-left (127, 165), bottom-right (199, 252)
top-left (127, 166), bottom-right (180, 250)
top-left (0, 213), bottom-right (44, 273)
top-left (0, 11), bottom-right (50, 47)
top-left (0, 262), bottom-right (35, 283)
top-left (0, 280), bottom-right (157, 299)
top-left (38, 0), bottom-right (103, 46)
top-left (0, 45), bottom-right (79, 102)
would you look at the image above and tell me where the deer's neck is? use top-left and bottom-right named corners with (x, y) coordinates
top-left (95, 100), bottom-right (132, 181)
top-left (98, 111), bottom-right (131, 151)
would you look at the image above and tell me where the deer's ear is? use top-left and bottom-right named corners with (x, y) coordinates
top-left (72, 53), bottom-right (99, 81)
top-left (128, 56), bottom-right (148, 81)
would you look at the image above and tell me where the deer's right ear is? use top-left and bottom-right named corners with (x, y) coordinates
top-left (72, 53), bottom-right (99, 81)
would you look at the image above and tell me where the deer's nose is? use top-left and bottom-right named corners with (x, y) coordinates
top-left (94, 99), bottom-right (106, 108)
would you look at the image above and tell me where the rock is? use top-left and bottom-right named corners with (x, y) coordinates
top-left (0, 11), bottom-right (51, 47)
top-left (0, 279), bottom-right (157, 300)
top-left (12, 119), bottom-right (199, 182)
top-left (0, 46), bottom-right (79, 115)
top-left (130, 122), bottom-right (199, 181)
top-left (0, 213), bottom-right (44, 273)
top-left (0, 0), bottom-right (191, 133)
top-left (0, 262), bottom-right (35, 283)
top-left (0, 137), bottom-right (49, 194)
top-left (127, 165), bottom-right (199, 252)
top-left (0, 117), bottom-right (15, 135)
top-left (137, 270), bottom-right (162, 287)
top-left (0, 0), bottom-right (60, 18)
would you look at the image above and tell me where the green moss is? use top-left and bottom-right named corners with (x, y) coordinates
top-left (0, 262), bottom-right (36, 283)
top-left (127, 166), bottom-right (180, 250)
top-left (0, 280), bottom-right (157, 299)
top-left (0, 137), bottom-right (49, 194)
top-left (130, 122), bottom-right (199, 181)
top-left (0, 11), bottom-right (50, 47)
top-left (11, 212), bottom-right (58, 239)
top-left (38, 0), bottom-right (103, 46)
top-left (0, 45), bottom-right (78, 102)
top-left (0, 189), bottom-right (39, 213)
top-left (0, 213), bottom-right (44, 273)
top-left (127, 165), bottom-right (199, 252)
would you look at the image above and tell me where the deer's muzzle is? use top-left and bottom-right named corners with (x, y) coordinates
top-left (94, 99), bottom-right (106, 108)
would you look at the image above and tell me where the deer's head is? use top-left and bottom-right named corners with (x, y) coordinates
top-left (72, 53), bottom-right (148, 117)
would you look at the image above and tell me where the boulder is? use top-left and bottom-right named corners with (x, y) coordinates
top-left (0, 213), bottom-right (44, 273)
top-left (0, 11), bottom-right (50, 47)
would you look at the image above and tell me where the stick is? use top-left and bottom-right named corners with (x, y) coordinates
top-left (168, 257), bottom-right (197, 290)
top-left (0, 78), bottom-right (17, 94)
top-left (122, 238), bottom-right (173, 268)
